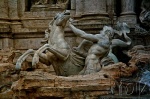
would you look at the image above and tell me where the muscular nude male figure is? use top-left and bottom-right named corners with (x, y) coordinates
top-left (69, 21), bottom-right (114, 74)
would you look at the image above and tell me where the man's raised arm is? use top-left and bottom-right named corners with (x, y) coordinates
top-left (69, 22), bottom-right (98, 42)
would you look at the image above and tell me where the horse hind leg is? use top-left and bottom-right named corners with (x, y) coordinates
top-left (16, 49), bottom-right (34, 70)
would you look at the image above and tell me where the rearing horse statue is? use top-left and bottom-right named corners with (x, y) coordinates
top-left (16, 10), bottom-right (87, 76)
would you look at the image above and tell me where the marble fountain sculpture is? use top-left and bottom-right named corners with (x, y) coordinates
top-left (9, 10), bottom-right (140, 99)
top-left (0, 0), bottom-right (150, 98)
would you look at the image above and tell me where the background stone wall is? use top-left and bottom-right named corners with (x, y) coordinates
top-left (0, 0), bottom-right (147, 51)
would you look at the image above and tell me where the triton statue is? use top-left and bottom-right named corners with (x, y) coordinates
top-left (69, 20), bottom-right (131, 75)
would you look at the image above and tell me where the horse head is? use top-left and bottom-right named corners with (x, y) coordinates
top-left (53, 10), bottom-right (70, 28)
top-left (48, 10), bottom-right (70, 46)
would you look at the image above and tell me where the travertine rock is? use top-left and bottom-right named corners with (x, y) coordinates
top-left (0, 50), bottom-right (19, 99)
top-left (12, 70), bottom-right (115, 98)
top-left (10, 62), bottom-right (138, 98)
top-left (0, 45), bottom-right (149, 98)
top-left (0, 0), bottom-right (150, 98)
top-left (10, 45), bottom-right (150, 98)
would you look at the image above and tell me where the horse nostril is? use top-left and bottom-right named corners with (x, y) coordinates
top-left (64, 10), bottom-right (70, 15)
top-left (64, 13), bottom-right (70, 15)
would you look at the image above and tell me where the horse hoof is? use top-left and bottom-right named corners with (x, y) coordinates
top-left (32, 54), bottom-right (39, 66)
top-left (15, 62), bottom-right (21, 70)
top-left (44, 44), bottom-right (49, 47)
top-left (32, 59), bottom-right (39, 66)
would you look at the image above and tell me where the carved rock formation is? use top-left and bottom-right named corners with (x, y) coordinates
top-left (0, 45), bottom-right (150, 98)
top-left (0, 49), bottom-right (20, 99)
top-left (10, 62), bottom-right (141, 98)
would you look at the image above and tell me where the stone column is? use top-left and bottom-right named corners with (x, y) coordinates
top-left (83, 0), bottom-right (107, 15)
top-left (121, 0), bottom-right (135, 15)
top-left (119, 0), bottom-right (136, 27)
top-left (8, 0), bottom-right (21, 31)
top-left (7, 0), bottom-right (21, 49)
top-left (75, 0), bottom-right (108, 16)
top-left (0, 0), bottom-right (12, 49)
top-left (75, 0), bottom-right (84, 16)
top-left (8, 0), bottom-right (19, 20)
top-left (18, 0), bottom-right (25, 17)
top-left (0, 0), bottom-right (8, 19)
top-left (74, 0), bottom-right (111, 27)
top-left (71, 0), bottom-right (76, 17)
top-left (0, 0), bottom-right (9, 30)
top-left (107, 0), bottom-right (116, 24)
top-left (0, 0), bottom-right (9, 32)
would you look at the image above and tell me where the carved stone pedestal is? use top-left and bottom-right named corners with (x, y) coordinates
top-left (73, 0), bottom-right (111, 34)
top-left (119, 15), bottom-right (137, 27)
top-left (119, 0), bottom-right (136, 27)
top-left (31, 4), bottom-right (62, 11)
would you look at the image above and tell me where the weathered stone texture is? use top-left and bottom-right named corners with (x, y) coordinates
top-left (11, 70), bottom-right (114, 98)
top-left (0, 0), bottom-right (146, 51)
top-left (0, 0), bottom-right (150, 99)
top-left (0, 46), bottom-right (149, 98)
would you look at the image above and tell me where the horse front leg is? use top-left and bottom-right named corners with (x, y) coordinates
top-left (16, 49), bottom-right (34, 70)
top-left (32, 44), bottom-right (50, 67)
top-left (32, 44), bottom-right (69, 66)
top-left (45, 44), bottom-right (69, 60)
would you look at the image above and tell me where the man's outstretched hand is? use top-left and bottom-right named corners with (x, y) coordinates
top-left (69, 18), bottom-right (74, 24)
